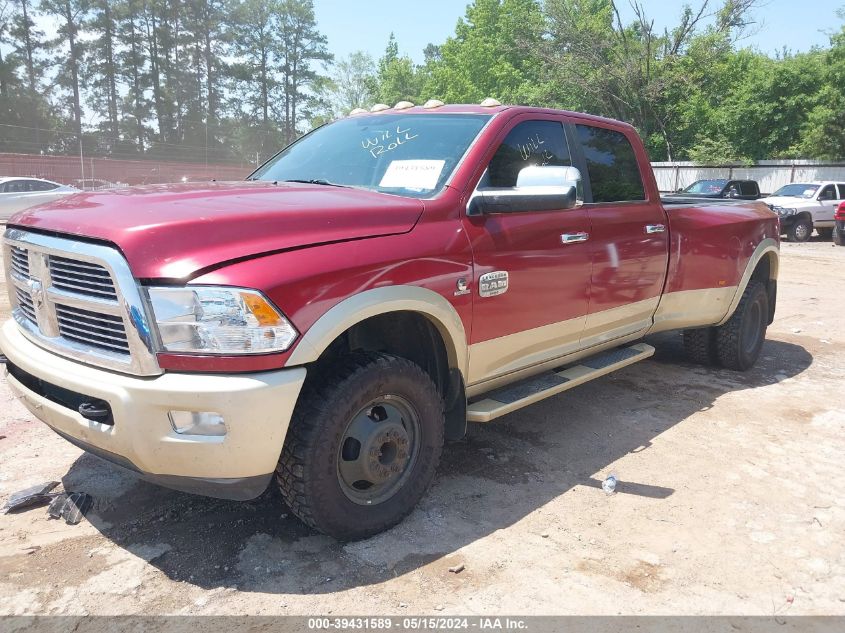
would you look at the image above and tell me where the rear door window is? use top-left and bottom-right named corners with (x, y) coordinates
top-left (837, 184), bottom-right (845, 199)
top-left (575, 125), bottom-right (645, 203)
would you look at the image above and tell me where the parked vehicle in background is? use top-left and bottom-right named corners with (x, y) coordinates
top-left (668, 179), bottom-right (761, 200)
top-left (1, 103), bottom-right (779, 540)
top-left (73, 178), bottom-right (126, 191)
top-left (0, 177), bottom-right (78, 222)
top-left (762, 181), bottom-right (845, 242)
top-left (834, 201), bottom-right (845, 246)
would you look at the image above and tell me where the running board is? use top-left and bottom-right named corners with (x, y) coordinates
top-left (466, 343), bottom-right (655, 423)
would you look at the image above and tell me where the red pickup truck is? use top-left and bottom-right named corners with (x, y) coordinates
top-left (1, 103), bottom-right (779, 539)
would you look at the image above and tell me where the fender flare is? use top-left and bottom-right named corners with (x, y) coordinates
top-left (716, 237), bottom-right (779, 326)
top-left (286, 286), bottom-right (469, 377)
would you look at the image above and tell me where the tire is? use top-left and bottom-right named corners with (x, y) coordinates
top-left (715, 281), bottom-right (769, 371)
top-left (817, 227), bottom-right (833, 240)
top-left (834, 229), bottom-right (843, 246)
top-left (683, 327), bottom-right (718, 365)
top-left (276, 351), bottom-right (444, 540)
top-left (785, 219), bottom-right (812, 242)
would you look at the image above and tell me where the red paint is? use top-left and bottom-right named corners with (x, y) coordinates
top-left (7, 106), bottom-right (778, 373)
top-left (835, 201), bottom-right (845, 221)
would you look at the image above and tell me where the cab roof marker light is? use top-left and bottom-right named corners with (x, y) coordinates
top-left (393, 101), bottom-right (415, 110)
top-left (348, 108), bottom-right (368, 116)
top-left (423, 99), bottom-right (445, 109)
top-left (480, 97), bottom-right (502, 107)
top-left (370, 103), bottom-right (390, 112)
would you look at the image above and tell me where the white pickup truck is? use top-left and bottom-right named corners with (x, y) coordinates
top-left (762, 181), bottom-right (845, 242)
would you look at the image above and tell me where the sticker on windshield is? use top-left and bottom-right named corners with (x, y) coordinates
top-left (379, 160), bottom-right (445, 190)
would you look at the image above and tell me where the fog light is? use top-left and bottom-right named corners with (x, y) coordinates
top-left (168, 411), bottom-right (227, 436)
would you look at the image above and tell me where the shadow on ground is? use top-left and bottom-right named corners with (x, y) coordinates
top-left (61, 332), bottom-right (812, 595)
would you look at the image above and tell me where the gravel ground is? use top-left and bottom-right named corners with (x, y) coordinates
top-left (0, 238), bottom-right (843, 616)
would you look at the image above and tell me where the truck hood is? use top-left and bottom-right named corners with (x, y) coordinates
top-left (10, 181), bottom-right (425, 279)
top-left (760, 196), bottom-right (815, 208)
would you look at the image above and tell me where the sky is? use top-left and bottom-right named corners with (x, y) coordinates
top-left (314, 0), bottom-right (845, 65)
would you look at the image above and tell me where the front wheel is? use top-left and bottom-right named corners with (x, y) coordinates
top-left (785, 219), bottom-right (812, 242)
top-left (834, 229), bottom-right (843, 246)
top-left (715, 281), bottom-right (769, 371)
top-left (276, 352), bottom-right (444, 540)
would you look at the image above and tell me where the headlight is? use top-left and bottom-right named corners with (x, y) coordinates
top-left (773, 206), bottom-right (798, 216)
top-left (147, 286), bottom-right (298, 354)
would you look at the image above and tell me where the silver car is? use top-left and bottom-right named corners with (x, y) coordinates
top-left (0, 177), bottom-right (79, 222)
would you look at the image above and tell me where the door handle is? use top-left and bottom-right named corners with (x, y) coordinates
top-left (645, 224), bottom-right (666, 234)
top-left (561, 232), bottom-right (589, 245)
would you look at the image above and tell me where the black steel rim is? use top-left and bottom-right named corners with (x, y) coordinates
top-left (336, 394), bottom-right (421, 506)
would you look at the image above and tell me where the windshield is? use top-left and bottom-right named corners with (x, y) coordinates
top-left (771, 184), bottom-right (818, 198)
top-left (683, 179), bottom-right (728, 194)
top-left (251, 113), bottom-right (491, 198)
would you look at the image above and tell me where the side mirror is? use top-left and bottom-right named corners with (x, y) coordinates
top-left (468, 166), bottom-right (583, 215)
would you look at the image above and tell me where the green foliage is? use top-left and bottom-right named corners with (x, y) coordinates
top-left (798, 27), bottom-right (845, 159)
top-left (424, 0), bottom-right (545, 104)
top-left (1, 0), bottom-right (844, 166)
top-left (372, 33), bottom-right (426, 106)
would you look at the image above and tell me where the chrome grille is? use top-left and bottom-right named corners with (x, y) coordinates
top-left (49, 255), bottom-right (117, 301)
top-left (10, 246), bottom-right (29, 277)
top-left (56, 304), bottom-right (130, 354)
top-left (14, 287), bottom-right (37, 323)
top-left (3, 229), bottom-right (161, 376)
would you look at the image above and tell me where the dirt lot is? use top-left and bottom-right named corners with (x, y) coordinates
top-left (0, 239), bottom-right (844, 616)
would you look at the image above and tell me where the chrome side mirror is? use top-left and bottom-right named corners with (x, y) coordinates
top-left (468, 166), bottom-right (584, 215)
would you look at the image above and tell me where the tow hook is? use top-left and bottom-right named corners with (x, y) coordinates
top-left (78, 400), bottom-right (113, 425)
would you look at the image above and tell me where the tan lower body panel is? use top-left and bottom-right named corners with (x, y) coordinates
top-left (467, 342), bottom-right (655, 423)
top-left (648, 286), bottom-right (737, 334)
top-left (467, 297), bottom-right (659, 388)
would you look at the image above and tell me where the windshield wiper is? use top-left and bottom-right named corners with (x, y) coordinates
top-left (282, 178), bottom-right (349, 188)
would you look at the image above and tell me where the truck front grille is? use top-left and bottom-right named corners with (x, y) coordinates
top-left (10, 246), bottom-right (29, 277)
top-left (14, 286), bottom-right (37, 323)
top-left (48, 255), bottom-right (118, 301)
top-left (56, 304), bottom-right (130, 354)
top-left (3, 229), bottom-right (160, 376)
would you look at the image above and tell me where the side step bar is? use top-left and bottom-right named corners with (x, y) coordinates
top-left (466, 343), bottom-right (655, 423)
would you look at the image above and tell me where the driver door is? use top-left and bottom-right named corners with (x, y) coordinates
top-left (462, 116), bottom-right (593, 386)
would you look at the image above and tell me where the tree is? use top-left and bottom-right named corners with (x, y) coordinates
top-left (540, 0), bottom-right (764, 160)
top-left (231, 0), bottom-right (279, 126)
top-left (40, 0), bottom-right (88, 138)
top-left (425, 0), bottom-right (546, 104)
top-left (115, 0), bottom-right (151, 151)
top-left (10, 0), bottom-right (43, 94)
top-left (373, 32), bottom-right (426, 106)
top-left (86, 0), bottom-right (121, 140)
top-left (277, 0), bottom-right (331, 143)
top-left (325, 50), bottom-right (376, 115)
top-left (798, 26), bottom-right (845, 159)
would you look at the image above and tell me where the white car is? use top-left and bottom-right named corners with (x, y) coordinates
top-left (761, 181), bottom-right (845, 242)
top-left (0, 177), bottom-right (79, 222)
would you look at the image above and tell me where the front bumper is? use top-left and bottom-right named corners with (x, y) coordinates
top-left (0, 319), bottom-right (306, 500)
